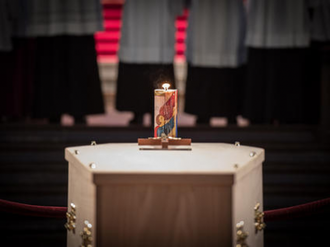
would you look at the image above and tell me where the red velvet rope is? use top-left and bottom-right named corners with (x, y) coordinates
top-left (264, 197), bottom-right (330, 222)
top-left (1, 198), bottom-right (329, 221)
top-left (0, 199), bottom-right (67, 218)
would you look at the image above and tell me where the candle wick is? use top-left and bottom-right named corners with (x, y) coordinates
top-left (162, 83), bottom-right (170, 91)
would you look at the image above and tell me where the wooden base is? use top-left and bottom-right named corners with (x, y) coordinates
top-left (138, 138), bottom-right (192, 150)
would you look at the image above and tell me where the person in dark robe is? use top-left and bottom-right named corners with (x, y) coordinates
top-left (116, 0), bottom-right (183, 125)
top-left (184, 0), bottom-right (247, 125)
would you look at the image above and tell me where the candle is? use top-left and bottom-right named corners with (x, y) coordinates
top-left (154, 83), bottom-right (178, 137)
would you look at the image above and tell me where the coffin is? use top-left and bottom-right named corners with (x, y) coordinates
top-left (65, 143), bottom-right (265, 247)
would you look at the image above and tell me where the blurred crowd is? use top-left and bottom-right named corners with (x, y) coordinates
top-left (1, 0), bottom-right (329, 125)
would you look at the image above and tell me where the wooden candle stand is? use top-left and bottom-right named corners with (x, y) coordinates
top-left (138, 136), bottom-right (192, 150)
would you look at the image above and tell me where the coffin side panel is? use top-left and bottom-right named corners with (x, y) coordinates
top-left (232, 163), bottom-right (264, 247)
top-left (97, 184), bottom-right (232, 247)
top-left (67, 161), bottom-right (96, 247)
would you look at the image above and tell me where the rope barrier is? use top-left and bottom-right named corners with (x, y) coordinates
top-left (0, 199), bottom-right (67, 218)
top-left (1, 197), bottom-right (329, 221)
top-left (264, 197), bottom-right (330, 222)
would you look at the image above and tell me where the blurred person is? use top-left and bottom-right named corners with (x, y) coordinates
top-left (0, 0), bottom-right (36, 122)
top-left (25, 0), bottom-right (105, 124)
top-left (116, 0), bottom-right (184, 125)
top-left (303, 0), bottom-right (330, 124)
top-left (184, 0), bottom-right (247, 125)
top-left (243, 0), bottom-right (311, 124)
top-left (1, 0), bottom-right (105, 124)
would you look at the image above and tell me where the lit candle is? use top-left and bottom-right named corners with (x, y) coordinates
top-left (154, 83), bottom-right (178, 137)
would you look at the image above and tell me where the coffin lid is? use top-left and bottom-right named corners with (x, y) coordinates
top-left (65, 143), bottom-right (264, 185)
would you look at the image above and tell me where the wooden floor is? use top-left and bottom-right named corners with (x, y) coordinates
top-left (0, 124), bottom-right (329, 247)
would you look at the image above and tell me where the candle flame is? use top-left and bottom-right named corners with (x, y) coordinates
top-left (162, 83), bottom-right (170, 91)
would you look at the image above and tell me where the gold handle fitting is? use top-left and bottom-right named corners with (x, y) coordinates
top-left (254, 203), bottom-right (266, 233)
top-left (236, 221), bottom-right (249, 247)
top-left (81, 220), bottom-right (93, 247)
top-left (65, 203), bottom-right (76, 233)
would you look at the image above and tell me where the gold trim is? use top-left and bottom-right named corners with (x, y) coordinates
top-left (81, 220), bottom-right (93, 247)
top-left (236, 221), bottom-right (249, 247)
top-left (254, 203), bottom-right (266, 233)
top-left (64, 203), bottom-right (76, 233)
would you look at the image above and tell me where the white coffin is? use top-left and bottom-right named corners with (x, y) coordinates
top-left (65, 143), bottom-right (265, 247)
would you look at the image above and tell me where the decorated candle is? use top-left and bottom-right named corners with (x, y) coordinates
top-left (154, 83), bottom-right (178, 137)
